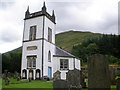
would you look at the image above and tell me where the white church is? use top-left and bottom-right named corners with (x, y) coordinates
top-left (21, 2), bottom-right (81, 80)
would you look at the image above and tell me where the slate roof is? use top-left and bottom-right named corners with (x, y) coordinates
top-left (53, 46), bottom-right (75, 58)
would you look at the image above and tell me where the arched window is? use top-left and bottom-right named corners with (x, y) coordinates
top-left (22, 69), bottom-right (27, 79)
top-left (48, 51), bottom-right (51, 62)
top-left (36, 69), bottom-right (41, 80)
top-left (29, 69), bottom-right (34, 80)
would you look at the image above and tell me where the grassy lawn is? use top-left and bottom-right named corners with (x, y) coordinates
top-left (1, 78), bottom-right (117, 89)
top-left (2, 78), bottom-right (53, 88)
top-left (3, 82), bottom-right (53, 88)
top-left (0, 78), bottom-right (2, 89)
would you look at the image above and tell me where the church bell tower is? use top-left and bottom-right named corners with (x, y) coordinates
top-left (21, 2), bottom-right (56, 80)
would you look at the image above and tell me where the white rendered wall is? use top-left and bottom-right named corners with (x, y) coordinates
top-left (23, 16), bottom-right (43, 41)
top-left (75, 58), bottom-right (81, 70)
top-left (42, 16), bottom-right (56, 77)
top-left (21, 40), bottom-right (43, 78)
top-left (21, 15), bottom-right (56, 79)
top-left (44, 16), bottom-right (56, 44)
top-left (43, 41), bottom-right (55, 77)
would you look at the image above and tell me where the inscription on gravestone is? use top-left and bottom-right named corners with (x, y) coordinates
top-left (88, 54), bottom-right (111, 89)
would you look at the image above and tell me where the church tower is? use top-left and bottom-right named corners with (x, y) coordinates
top-left (21, 2), bottom-right (56, 80)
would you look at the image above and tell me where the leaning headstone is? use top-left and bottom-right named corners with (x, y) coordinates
top-left (88, 54), bottom-right (111, 89)
top-left (116, 77), bottom-right (120, 90)
top-left (66, 69), bottom-right (82, 89)
top-left (53, 70), bottom-right (61, 81)
top-left (53, 79), bottom-right (68, 90)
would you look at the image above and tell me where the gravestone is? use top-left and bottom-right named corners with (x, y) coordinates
top-left (116, 68), bottom-right (120, 76)
top-left (109, 66), bottom-right (116, 85)
top-left (117, 78), bottom-right (120, 90)
top-left (88, 54), bottom-right (111, 89)
top-left (3, 70), bottom-right (10, 85)
top-left (53, 79), bottom-right (68, 90)
top-left (53, 70), bottom-right (61, 81)
top-left (80, 71), bottom-right (86, 88)
top-left (66, 69), bottom-right (82, 89)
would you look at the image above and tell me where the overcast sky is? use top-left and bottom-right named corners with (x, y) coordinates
top-left (0, 0), bottom-right (119, 53)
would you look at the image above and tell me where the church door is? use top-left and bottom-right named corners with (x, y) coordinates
top-left (48, 67), bottom-right (52, 78)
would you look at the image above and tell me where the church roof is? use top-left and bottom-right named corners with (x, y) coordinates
top-left (54, 47), bottom-right (75, 58)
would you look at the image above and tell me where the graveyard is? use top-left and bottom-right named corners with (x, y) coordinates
top-left (1, 54), bottom-right (120, 90)
top-left (1, 1), bottom-right (120, 89)
top-left (1, 77), bottom-right (117, 89)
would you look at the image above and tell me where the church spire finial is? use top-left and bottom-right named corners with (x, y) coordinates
top-left (25, 6), bottom-right (30, 18)
top-left (52, 10), bottom-right (55, 16)
top-left (42, 1), bottom-right (47, 13)
top-left (27, 6), bottom-right (29, 12)
top-left (43, 1), bottom-right (46, 7)
top-left (52, 10), bottom-right (55, 23)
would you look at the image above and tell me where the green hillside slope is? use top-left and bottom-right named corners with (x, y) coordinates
top-left (56, 30), bottom-right (101, 52)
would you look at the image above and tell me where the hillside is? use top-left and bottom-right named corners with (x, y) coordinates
top-left (3, 30), bottom-right (101, 54)
top-left (55, 30), bottom-right (101, 52)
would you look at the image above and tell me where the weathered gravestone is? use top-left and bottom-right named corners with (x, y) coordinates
top-left (66, 69), bottom-right (82, 89)
top-left (109, 66), bottom-right (116, 85)
top-left (53, 70), bottom-right (61, 81)
top-left (80, 71), bottom-right (86, 88)
top-left (88, 54), bottom-right (111, 89)
top-left (116, 68), bottom-right (120, 76)
top-left (117, 78), bottom-right (120, 90)
top-left (3, 70), bottom-right (10, 85)
top-left (53, 79), bottom-right (68, 90)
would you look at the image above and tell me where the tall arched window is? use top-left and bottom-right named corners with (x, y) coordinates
top-left (48, 51), bottom-right (51, 62)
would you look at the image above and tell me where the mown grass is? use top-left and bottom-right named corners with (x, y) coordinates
top-left (56, 31), bottom-right (101, 51)
top-left (3, 82), bottom-right (53, 88)
top-left (0, 78), bottom-right (2, 89)
top-left (1, 78), bottom-right (117, 89)
top-left (2, 78), bottom-right (53, 88)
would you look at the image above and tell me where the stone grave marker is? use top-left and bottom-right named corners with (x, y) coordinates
top-left (3, 70), bottom-right (10, 85)
top-left (53, 70), bottom-right (61, 81)
top-left (53, 79), bottom-right (68, 90)
top-left (80, 71), bottom-right (86, 88)
top-left (66, 69), bottom-right (82, 89)
top-left (117, 78), bottom-right (120, 90)
top-left (88, 54), bottom-right (111, 89)
top-left (109, 66), bottom-right (116, 85)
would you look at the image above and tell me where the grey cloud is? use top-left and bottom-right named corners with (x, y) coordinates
top-left (47, 1), bottom-right (118, 34)
top-left (0, 29), bottom-right (21, 43)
